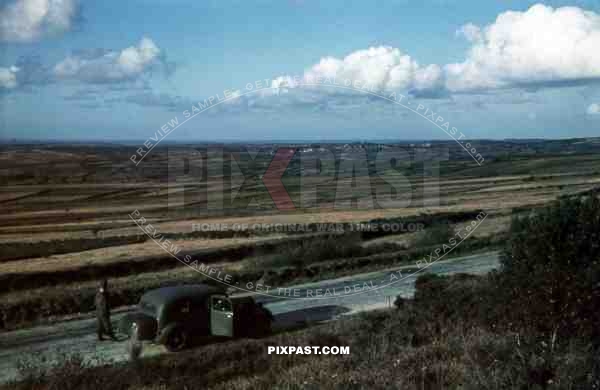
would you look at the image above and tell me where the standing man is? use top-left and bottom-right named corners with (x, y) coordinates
top-left (95, 279), bottom-right (117, 341)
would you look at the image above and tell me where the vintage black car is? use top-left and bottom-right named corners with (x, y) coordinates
top-left (118, 284), bottom-right (273, 351)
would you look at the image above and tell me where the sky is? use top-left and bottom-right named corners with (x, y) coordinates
top-left (0, 0), bottom-right (599, 141)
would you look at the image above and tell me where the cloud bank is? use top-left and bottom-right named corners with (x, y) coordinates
top-left (3, 2), bottom-right (600, 122)
top-left (74, 3), bottom-right (600, 116)
top-left (54, 37), bottom-right (161, 84)
top-left (301, 46), bottom-right (443, 94)
top-left (0, 37), bottom-right (164, 90)
top-left (446, 4), bottom-right (600, 91)
top-left (277, 4), bottom-right (600, 99)
top-left (0, 0), bottom-right (78, 42)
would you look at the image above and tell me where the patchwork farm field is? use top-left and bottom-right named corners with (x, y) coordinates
top-left (2, 140), bottom-right (600, 330)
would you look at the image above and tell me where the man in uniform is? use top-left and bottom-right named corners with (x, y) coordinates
top-left (95, 279), bottom-right (118, 341)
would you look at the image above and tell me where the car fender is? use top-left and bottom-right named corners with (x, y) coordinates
top-left (119, 312), bottom-right (157, 340)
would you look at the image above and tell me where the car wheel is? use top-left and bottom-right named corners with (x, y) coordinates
top-left (165, 327), bottom-right (187, 352)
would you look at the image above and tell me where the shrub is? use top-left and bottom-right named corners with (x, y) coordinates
top-left (415, 223), bottom-right (454, 248)
top-left (16, 350), bottom-right (111, 390)
top-left (256, 233), bottom-right (364, 270)
top-left (498, 196), bottom-right (600, 341)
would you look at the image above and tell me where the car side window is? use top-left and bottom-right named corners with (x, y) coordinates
top-left (211, 296), bottom-right (232, 312)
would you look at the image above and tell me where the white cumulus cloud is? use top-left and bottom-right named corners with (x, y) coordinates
top-left (446, 4), bottom-right (600, 92)
top-left (587, 103), bottom-right (600, 115)
top-left (0, 0), bottom-right (78, 42)
top-left (54, 37), bottom-right (161, 84)
top-left (0, 66), bottom-right (19, 89)
top-left (300, 46), bottom-right (444, 94)
top-left (280, 4), bottom-right (600, 99)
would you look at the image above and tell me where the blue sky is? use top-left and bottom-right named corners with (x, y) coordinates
top-left (0, 0), bottom-right (599, 141)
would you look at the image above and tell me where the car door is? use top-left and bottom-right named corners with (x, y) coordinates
top-left (171, 299), bottom-right (193, 330)
top-left (210, 295), bottom-right (233, 337)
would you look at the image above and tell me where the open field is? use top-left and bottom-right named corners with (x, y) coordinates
top-left (1, 140), bottom-right (600, 331)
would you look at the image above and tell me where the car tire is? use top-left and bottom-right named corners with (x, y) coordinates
top-left (165, 327), bottom-right (187, 352)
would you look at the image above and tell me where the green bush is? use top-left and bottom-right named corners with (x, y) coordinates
top-left (415, 223), bottom-right (454, 248)
top-left (499, 196), bottom-right (600, 340)
top-left (256, 233), bottom-right (364, 270)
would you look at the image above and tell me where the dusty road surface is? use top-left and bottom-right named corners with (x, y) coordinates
top-left (0, 251), bottom-right (499, 383)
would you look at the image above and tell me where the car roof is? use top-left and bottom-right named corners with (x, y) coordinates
top-left (141, 284), bottom-right (226, 306)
